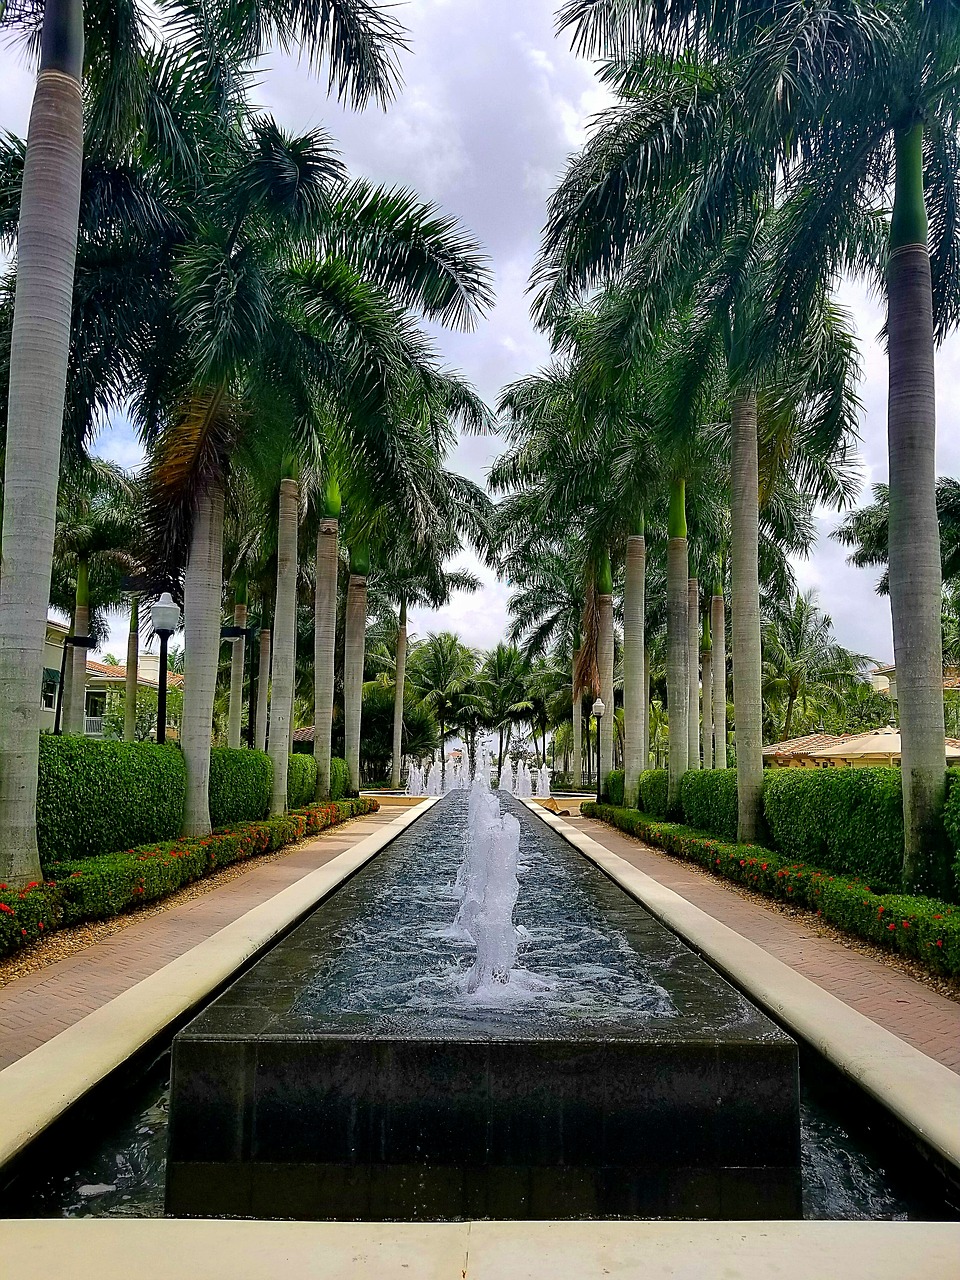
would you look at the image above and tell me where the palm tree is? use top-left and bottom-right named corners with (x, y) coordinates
top-left (406, 632), bottom-right (478, 780)
top-left (0, 0), bottom-right (408, 882)
top-left (478, 642), bottom-right (530, 774)
top-left (762, 590), bottom-right (871, 741)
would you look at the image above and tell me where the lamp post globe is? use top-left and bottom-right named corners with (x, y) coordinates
top-left (150, 592), bottom-right (181, 744)
top-left (592, 699), bottom-right (605, 803)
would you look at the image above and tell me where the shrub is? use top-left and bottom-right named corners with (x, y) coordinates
top-left (763, 767), bottom-right (904, 889)
top-left (680, 769), bottom-right (738, 841)
top-left (329, 756), bottom-right (349, 800)
top-left (0, 881), bottom-right (65, 952)
top-left (36, 736), bottom-right (186, 864)
top-left (208, 748), bottom-right (272, 828)
top-left (583, 803), bottom-right (960, 977)
top-left (605, 770), bottom-right (625, 806)
top-left (286, 754), bottom-right (318, 810)
top-left (943, 769), bottom-right (960, 899)
top-left (639, 769), bottom-right (670, 819)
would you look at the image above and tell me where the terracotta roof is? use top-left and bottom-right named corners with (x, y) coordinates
top-left (292, 726), bottom-right (314, 742)
top-left (85, 659), bottom-right (183, 689)
top-left (762, 733), bottom-right (848, 757)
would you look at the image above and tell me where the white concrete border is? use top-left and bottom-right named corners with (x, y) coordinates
top-left (3, 1218), bottom-right (960, 1278)
top-left (523, 800), bottom-right (960, 1173)
top-left (0, 798), bottom-right (439, 1171)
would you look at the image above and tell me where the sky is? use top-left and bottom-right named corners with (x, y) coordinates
top-left (3, 0), bottom-right (960, 664)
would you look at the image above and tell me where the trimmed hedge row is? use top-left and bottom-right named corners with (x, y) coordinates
top-left (583, 803), bottom-right (960, 978)
top-left (208, 747), bottom-right (273, 828)
top-left (605, 770), bottom-right (625, 806)
top-left (763, 766), bottom-right (904, 889)
top-left (1, 798), bottom-right (377, 956)
top-left (639, 769), bottom-right (670, 819)
top-left (37, 736), bottom-right (185, 862)
top-left (329, 756), bottom-right (349, 800)
top-left (680, 769), bottom-right (739, 842)
top-left (287, 754), bottom-right (319, 810)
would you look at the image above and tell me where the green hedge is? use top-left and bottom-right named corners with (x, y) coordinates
top-left (943, 769), bottom-right (960, 895)
top-left (605, 770), bottom-right (625, 806)
top-left (329, 757), bottom-right (349, 800)
top-left (287, 754), bottom-right (318, 810)
top-left (639, 769), bottom-right (670, 819)
top-left (763, 767), bottom-right (904, 889)
top-left (208, 748), bottom-right (272, 828)
top-left (680, 769), bottom-right (739, 842)
top-left (3, 798), bottom-right (378, 953)
top-left (583, 803), bottom-right (960, 978)
top-left (36, 737), bottom-right (186, 864)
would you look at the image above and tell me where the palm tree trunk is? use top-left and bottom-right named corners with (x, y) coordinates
top-left (343, 571), bottom-right (367, 794)
top-left (255, 625), bottom-right (270, 752)
top-left (667, 479), bottom-right (689, 813)
top-left (572, 648), bottom-right (582, 789)
top-left (269, 477), bottom-right (298, 815)
top-left (227, 591), bottom-right (247, 750)
top-left (731, 393), bottom-right (763, 841)
top-left (181, 482), bottom-right (225, 837)
top-left (711, 585), bottom-right (727, 769)
top-left (0, 2), bottom-right (84, 886)
top-left (687, 576), bottom-right (700, 771)
top-left (642, 644), bottom-right (650, 770)
top-left (783, 692), bottom-right (797, 742)
top-left (313, 517), bottom-right (338, 797)
top-left (623, 532), bottom-right (645, 807)
top-left (124, 597), bottom-right (139, 742)
top-left (598, 590), bottom-right (615, 790)
top-left (889, 123), bottom-right (947, 893)
top-left (390, 600), bottom-right (408, 789)
top-left (702, 613), bottom-right (713, 771)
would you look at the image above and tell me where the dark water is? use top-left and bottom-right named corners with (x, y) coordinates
top-left (7, 791), bottom-right (952, 1220)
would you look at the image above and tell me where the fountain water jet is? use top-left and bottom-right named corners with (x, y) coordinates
top-left (498, 757), bottom-right (514, 794)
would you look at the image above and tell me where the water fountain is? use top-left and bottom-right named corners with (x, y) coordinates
top-left (536, 764), bottom-right (551, 797)
top-left (498, 757), bottom-right (514, 794)
top-left (425, 760), bottom-right (442, 796)
top-left (405, 762), bottom-right (424, 797)
top-left (165, 791), bottom-right (802, 1221)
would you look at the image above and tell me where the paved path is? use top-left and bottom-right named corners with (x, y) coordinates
top-left (568, 812), bottom-right (960, 1074)
top-left (0, 808), bottom-right (398, 1070)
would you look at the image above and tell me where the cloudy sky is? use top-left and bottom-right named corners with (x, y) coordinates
top-left (3, 0), bottom-right (960, 664)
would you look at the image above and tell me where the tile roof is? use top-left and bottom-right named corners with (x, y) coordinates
top-left (292, 726), bottom-right (314, 742)
top-left (762, 733), bottom-right (848, 756)
top-left (85, 659), bottom-right (183, 688)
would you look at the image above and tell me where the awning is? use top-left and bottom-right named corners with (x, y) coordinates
top-left (42, 668), bottom-right (61, 685)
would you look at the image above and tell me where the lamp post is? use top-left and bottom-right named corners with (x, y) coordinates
top-left (151, 592), bottom-right (181, 744)
top-left (592, 698), bottom-right (605, 804)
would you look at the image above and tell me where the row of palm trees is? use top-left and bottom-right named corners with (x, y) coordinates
top-left (0, 0), bottom-right (496, 885)
top-left (491, 0), bottom-right (958, 894)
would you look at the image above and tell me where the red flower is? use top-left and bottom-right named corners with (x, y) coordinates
top-left (888, 923), bottom-right (896, 931)
top-left (761, 863), bottom-right (768, 871)
top-left (934, 914), bottom-right (942, 920)
top-left (21, 928), bottom-right (26, 936)
top-left (902, 921), bottom-right (910, 929)
top-left (877, 907), bottom-right (885, 916)
top-left (38, 921), bottom-right (43, 929)
top-left (0, 903), bottom-right (12, 914)
top-left (936, 940), bottom-right (943, 948)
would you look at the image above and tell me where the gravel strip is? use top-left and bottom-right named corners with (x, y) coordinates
top-left (579, 817), bottom-right (960, 1005)
top-left (0, 813), bottom-right (371, 990)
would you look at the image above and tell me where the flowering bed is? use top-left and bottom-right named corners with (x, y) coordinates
top-left (0, 798), bottom-right (378, 958)
top-left (582, 803), bottom-right (960, 979)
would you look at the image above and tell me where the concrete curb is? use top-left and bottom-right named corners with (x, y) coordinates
top-left (523, 801), bottom-right (960, 1173)
top-left (0, 798), bottom-right (439, 1171)
top-left (3, 1218), bottom-right (959, 1278)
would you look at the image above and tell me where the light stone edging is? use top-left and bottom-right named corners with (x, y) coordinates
top-left (0, 798), bottom-right (439, 1172)
top-left (522, 800), bottom-right (960, 1173)
top-left (3, 1218), bottom-right (960, 1278)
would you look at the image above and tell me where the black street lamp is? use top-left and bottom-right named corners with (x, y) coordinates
top-left (53, 634), bottom-right (96, 734)
top-left (151, 592), bottom-right (181, 744)
top-left (592, 697), bottom-right (605, 804)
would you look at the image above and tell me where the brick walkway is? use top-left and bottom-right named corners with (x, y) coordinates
top-left (0, 807), bottom-right (398, 1070)
top-left (568, 813), bottom-right (960, 1074)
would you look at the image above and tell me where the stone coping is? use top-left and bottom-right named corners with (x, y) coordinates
top-left (2, 1219), bottom-right (958, 1278)
top-left (523, 801), bottom-right (960, 1172)
top-left (0, 799), bottom-right (439, 1172)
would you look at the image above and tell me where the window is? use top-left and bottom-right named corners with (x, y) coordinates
top-left (41, 669), bottom-right (59, 711)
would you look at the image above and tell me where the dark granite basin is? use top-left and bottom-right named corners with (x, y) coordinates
top-left (166, 792), bottom-right (800, 1219)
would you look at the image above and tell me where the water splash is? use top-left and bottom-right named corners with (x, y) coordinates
top-left (405, 762), bottom-right (424, 796)
top-left (498, 758), bottom-right (514, 794)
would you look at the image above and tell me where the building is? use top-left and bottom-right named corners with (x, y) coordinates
top-left (41, 618), bottom-right (183, 737)
top-left (763, 726), bottom-right (960, 768)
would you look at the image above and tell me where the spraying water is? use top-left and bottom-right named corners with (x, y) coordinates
top-left (498, 758), bottom-right (514, 795)
top-left (426, 761), bottom-right (443, 796)
top-left (536, 765), bottom-right (551, 798)
top-left (406, 763), bottom-right (424, 797)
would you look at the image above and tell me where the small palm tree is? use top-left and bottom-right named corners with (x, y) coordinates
top-left (406, 632), bottom-right (479, 781)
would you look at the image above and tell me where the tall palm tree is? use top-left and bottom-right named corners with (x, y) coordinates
top-left (0, 0), bottom-right (408, 882)
top-left (478, 642), bottom-right (530, 773)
